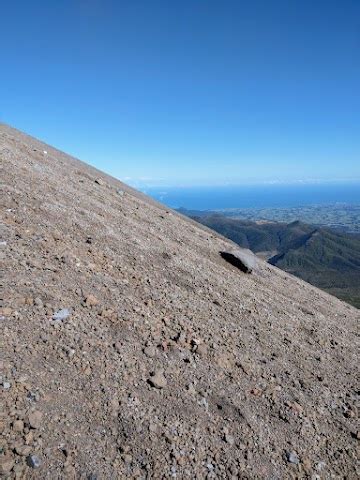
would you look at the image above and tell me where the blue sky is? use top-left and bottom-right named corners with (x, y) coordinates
top-left (1, 0), bottom-right (359, 187)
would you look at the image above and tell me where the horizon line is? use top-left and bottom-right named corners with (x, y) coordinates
top-left (132, 178), bottom-right (360, 189)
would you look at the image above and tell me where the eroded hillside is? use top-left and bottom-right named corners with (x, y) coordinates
top-left (1, 124), bottom-right (359, 479)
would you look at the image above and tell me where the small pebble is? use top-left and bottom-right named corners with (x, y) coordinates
top-left (84, 295), bottom-right (99, 307)
top-left (0, 458), bottom-right (14, 474)
top-left (286, 451), bottom-right (300, 464)
top-left (196, 344), bottom-right (207, 357)
top-left (15, 445), bottom-right (32, 456)
top-left (52, 308), bottom-right (71, 322)
top-left (26, 454), bottom-right (42, 469)
top-left (13, 420), bottom-right (24, 432)
top-left (316, 461), bottom-right (326, 472)
top-left (34, 297), bottom-right (43, 307)
top-left (224, 433), bottom-right (235, 445)
top-left (143, 346), bottom-right (156, 358)
top-left (148, 370), bottom-right (167, 389)
top-left (28, 410), bottom-right (43, 429)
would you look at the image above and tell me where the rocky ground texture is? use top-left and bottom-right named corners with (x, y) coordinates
top-left (1, 124), bottom-right (359, 479)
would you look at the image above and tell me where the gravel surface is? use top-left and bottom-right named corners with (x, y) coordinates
top-left (1, 124), bottom-right (359, 479)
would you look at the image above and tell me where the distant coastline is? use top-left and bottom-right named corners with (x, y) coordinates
top-left (144, 183), bottom-right (360, 211)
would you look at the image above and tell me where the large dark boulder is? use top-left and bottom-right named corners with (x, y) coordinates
top-left (220, 248), bottom-right (257, 273)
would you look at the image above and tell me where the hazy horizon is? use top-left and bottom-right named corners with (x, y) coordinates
top-left (127, 177), bottom-right (360, 189)
top-left (143, 182), bottom-right (360, 211)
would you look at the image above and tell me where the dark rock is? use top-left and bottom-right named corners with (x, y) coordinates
top-left (220, 249), bottom-right (256, 273)
top-left (26, 454), bottom-right (42, 468)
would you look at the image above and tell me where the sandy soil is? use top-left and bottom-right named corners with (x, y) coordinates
top-left (1, 124), bottom-right (359, 479)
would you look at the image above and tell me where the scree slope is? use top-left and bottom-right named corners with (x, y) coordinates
top-left (1, 124), bottom-right (359, 479)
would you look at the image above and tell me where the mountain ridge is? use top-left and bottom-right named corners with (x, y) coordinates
top-left (186, 212), bottom-right (360, 308)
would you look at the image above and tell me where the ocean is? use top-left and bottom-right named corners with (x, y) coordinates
top-left (143, 184), bottom-right (360, 210)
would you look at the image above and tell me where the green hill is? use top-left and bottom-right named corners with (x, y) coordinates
top-left (187, 213), bottom-right (360, 308)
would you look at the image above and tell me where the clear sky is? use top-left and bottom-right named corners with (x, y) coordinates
top-left (1, 0), bottom-right (359, 187)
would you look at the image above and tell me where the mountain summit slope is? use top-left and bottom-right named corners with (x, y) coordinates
top-left (1, 124), bottom-right (359, 479)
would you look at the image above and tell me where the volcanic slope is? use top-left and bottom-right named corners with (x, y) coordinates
top-left (1, 124), bottom-right (359, 479)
